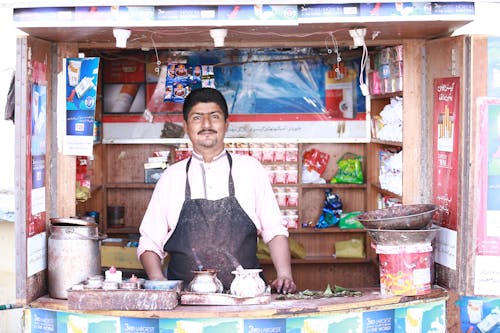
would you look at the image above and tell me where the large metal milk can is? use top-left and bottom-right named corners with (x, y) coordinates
top-left (48, 217), bottom-right (101, 299)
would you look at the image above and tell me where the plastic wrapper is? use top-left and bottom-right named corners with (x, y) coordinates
top-left (339, 211), bottom-right (364, 229)
top-left (315, 190), bottom-right (342, 229)
top-left (303, 148), bottom-right (330, 176)
top-left (330, 152), bottom-right (364, 184)
top-left (257, 237), bottom-right (306, 259)
top-left (76, 156), bottom-right (91, 202)
top-left (334, 238), bottom-right (365, 259)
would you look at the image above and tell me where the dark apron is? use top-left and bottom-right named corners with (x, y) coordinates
top-left (164, 152), bottom-right (260, 290)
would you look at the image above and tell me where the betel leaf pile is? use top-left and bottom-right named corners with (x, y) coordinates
top-left (275, 284), bottom-right (362, 300)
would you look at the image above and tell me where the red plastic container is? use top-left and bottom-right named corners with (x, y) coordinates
top-left (376, 243), bottom-right (433, 296)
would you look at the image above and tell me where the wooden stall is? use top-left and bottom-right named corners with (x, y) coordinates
top-left (12, 2), bottom-right (498, 332)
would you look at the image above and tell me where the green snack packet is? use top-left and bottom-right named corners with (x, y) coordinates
top-left (339, 211), bottom-right (364, 229)
top-left (330, 153), bottom-right (364, 184)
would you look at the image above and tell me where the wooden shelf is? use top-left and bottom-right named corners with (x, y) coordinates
top-left (289, 227), bottom-right (366, 234)
top-left (369, 183), bottom-right (402, 200)
top-left (370, 139), bottom-right (403, 147)
top-left (300, 183), bottom-right (366, 189)
top-left (105, 227), bottom-right (139, 234)
top-left (105, 183), bottom-right (156, 189)
top-left (370, 91), bottom-right (403, 99)
top-left (260, 256), bottom-right (372, 265)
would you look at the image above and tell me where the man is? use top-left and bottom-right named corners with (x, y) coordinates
top-left (137, 87), bottom-right (296, 294)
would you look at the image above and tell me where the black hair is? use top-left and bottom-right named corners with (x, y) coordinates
top-left (182, 87), bottom-right (229, 121)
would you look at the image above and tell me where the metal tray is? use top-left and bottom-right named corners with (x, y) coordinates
top-left (356, 204), bottom-right (438, 230)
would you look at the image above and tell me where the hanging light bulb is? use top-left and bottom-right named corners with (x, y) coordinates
top-left (210, 29), bottom-right (228, 47)
top-left (113, 28), bottom-right (131, 48)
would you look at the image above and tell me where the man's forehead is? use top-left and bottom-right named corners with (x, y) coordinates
top-left (188, 103), bottom-right (224, 114)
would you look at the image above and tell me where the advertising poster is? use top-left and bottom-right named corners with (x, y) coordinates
top-left (159, 317), bottom-right (243, 332)
top-left (27, 62), bottom-right (48, 243)
top-left (102, 49), bottom-right (369, 140)
top-left (432, 77), bottom-right (460, 231)
top-left (460, 296), bottom-right (500, 333)
top-left (488, 37), bottom-right (500, 98)
top-left (28, 301), bottom-right (445, 333)
top-left (218, 5), bottom-right (298, 21)
top-left (29, 308), bottom-right (57, 333)
top-left (30, 83), bottom-right (47, 240)
top-left (394, 302), bottom-right (446, 333)
top-left (363, 309), bottom-right (393, 332)
top-left (476, 98), bottom-right (500, 257)
top-left (64, 57), bottom-right (100, 156)
top-left (74, 6), bottom-right (155, 22)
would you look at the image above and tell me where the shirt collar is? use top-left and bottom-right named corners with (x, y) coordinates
top-left (191, 149), bottom-right (227, 163)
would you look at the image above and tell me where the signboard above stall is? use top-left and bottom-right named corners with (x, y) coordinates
top-left (11, 2), bottom-right (475, 49)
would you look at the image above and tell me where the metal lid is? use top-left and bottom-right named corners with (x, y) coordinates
top-left (50, 217), bottom-right (97, 227)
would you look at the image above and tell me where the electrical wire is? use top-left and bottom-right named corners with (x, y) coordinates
top-left (359, 42), bottom-right (368, 88)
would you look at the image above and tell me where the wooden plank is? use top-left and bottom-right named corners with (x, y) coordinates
top-left (465, 36), bottom-right (489, 295)
top-left (67, 289), bottom-right (179, 311)
top-left (180, 292), bottom-right (271, 306)
top-left (31, 287), bottom-right (448, 319)
top-left (401, 39), bottom-right (427, 205)
top-left (54, 43), bottom-right (79, 218)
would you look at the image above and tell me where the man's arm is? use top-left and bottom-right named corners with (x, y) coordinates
top-left (140, 250), bottom-right (167, 280)
top-left (267, 235), bottom-right (297, 294)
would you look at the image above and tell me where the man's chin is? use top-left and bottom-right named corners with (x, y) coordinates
top-left (197, 139), bottom-right (218, 149)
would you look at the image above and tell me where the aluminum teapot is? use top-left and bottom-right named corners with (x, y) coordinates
top-left (187, 269), bottom-right (223, 293)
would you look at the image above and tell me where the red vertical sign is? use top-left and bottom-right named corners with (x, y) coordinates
top-left (433, 77), bottom-right (460, 230)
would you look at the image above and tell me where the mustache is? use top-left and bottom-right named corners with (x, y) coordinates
top-left (197, 129), bottom-right (217, 135)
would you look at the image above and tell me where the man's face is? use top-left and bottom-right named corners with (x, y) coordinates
top-left (184, 102), bottom-right (228, 154)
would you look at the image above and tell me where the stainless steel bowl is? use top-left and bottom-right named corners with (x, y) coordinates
top-left (144, 280), bottom-right (183, 291)
top-left (356, 204), bottom-right (439, 230)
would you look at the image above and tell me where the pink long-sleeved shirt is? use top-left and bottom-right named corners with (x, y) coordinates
top-left (137, 150), bottom-right (288, 262)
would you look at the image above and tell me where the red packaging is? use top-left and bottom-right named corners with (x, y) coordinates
top-left (303, 149), bottom-right (330, 176)
top-left (376, 243), bottom-right (433, 296)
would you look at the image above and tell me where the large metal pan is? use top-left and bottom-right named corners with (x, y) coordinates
top-left (356, 204), bottom-right (438, 230)
top-left (366, 226), bottom-right (440, 245)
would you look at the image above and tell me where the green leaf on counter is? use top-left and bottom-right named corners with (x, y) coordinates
top-left (275, 285), bottom-right (362, 300)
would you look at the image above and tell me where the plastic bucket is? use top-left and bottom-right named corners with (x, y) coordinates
top-left (376, 243), bottom-right (433, 296)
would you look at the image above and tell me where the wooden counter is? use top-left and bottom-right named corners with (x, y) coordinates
top-left (29, 287), bottom-right (447, 319)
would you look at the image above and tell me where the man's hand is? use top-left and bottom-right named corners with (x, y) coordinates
top-left (267, 235), bottom-right (297, 294)
top-left (140, 250), bottom-right (166, 280)
top-left (272, 276), bottom-right (297, 294)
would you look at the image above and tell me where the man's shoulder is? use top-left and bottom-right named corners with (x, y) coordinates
top-left (163, 158), bottom-right (189, 175)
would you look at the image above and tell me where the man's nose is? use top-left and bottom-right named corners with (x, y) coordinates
top-left (201, 114), bottom-right (211, 127)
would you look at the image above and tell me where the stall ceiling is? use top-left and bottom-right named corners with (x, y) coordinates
top-left (17, 20), bottom-right (472, 50)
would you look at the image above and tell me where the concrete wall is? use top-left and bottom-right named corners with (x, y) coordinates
top-left (0, 220), bottom-right (23, 333)
top-left (0, 7), bottom-right (22, 333)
